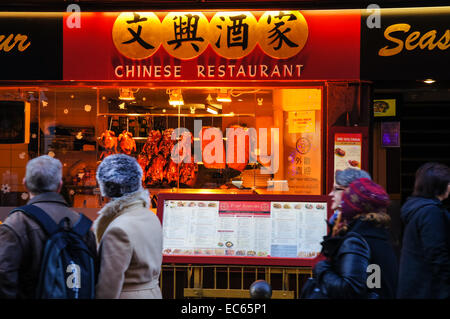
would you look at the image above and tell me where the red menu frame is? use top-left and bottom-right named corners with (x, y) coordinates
top-left (157, 193), bottom-right (331, 266)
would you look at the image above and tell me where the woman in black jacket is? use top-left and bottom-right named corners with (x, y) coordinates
top-left (397, 162), bottom-right (450, 299)
top-left (309, 178), bottom-right (398, 299)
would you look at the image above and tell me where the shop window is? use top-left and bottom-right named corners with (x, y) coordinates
top-left (0, 88), bottom-right (39, 215)
top-left (0, 86), bottom-right (323, 215)
top-left (38, 88), bottom-right (98, 209)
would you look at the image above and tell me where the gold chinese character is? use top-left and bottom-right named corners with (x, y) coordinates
top-left (112, 12), bottom-right (162, 60)
top-left (208, 12), bottom-right (258, 59)
top-left (162, 12), bottom-right (209, 60)
top-left (257, 11), bottom-right (308, 59)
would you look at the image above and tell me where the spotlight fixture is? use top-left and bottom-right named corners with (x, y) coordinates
top-left (118, 102), bottom-right (126, 109)
top-left (167, 88), bottom-right (184, 106)
top-left (423, 78), bottom-right (436, 84)
top-left (119, 88), bottom-right (137, 101)
top-left (216, 88), bottom-right (232, 102)
top-left (206, 105), bottom-right (219, 114)
top-left (190, 106), bottom-right (196, 114)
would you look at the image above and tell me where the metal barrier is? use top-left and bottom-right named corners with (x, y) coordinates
top-left (160, 264), bottom-right (313, 299)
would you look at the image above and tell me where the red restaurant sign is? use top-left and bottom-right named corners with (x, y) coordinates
top-left (63, 10), bottom-right (360, 81)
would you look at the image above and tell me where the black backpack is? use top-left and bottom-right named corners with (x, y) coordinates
top-left (12, 204), bottom-right (96, 299)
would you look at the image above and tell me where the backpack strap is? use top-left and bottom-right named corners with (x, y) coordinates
top-left (72, 214), bottom-right (92, 237)
top-left (12, 204), bottom-right (59, 236)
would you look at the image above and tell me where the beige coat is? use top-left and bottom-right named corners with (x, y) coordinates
top-left (93, 189), bottom-right (163, 299)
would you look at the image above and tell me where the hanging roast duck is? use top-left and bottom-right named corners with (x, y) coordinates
top-left (118, 130), bottom-right (137, 155)
top-left (99, 130), bottom-right (118, 159)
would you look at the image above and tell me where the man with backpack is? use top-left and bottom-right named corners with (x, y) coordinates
top-left (0, 155), bottom-right (98, 299)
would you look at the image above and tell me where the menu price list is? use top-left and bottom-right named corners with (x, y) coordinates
top-left (162, 200), bottom-right (327, 259)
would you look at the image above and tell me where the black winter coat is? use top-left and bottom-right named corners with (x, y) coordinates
top-left (397, 197), bottom-right (450, 299)
top-left (314, 218), bottom-right (398, 299)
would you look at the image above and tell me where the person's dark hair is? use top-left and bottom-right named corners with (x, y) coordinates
top-left (412, 162), bottom-right (450, 198)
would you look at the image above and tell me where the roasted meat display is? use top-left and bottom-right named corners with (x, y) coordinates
top-left (159, 128), bottom-right (175, 158)
top-left (99, 130), bottom-right (118, 159)
top-left (118, 130), bottom-right (137, 155)
top-left (177, 131), bottom-right (193, 163)
top-left (165, 160), bottom-right (179, 184)
top-left (100, 130), bottom-right (118, 151)
top-left (148, 154), bottom-right (167, 185)
top-left (179, 162), bottom-right (198, 187)
top-left (137, 153), bottom-right (150, 181)
top-left (137, 128), bottom-right (198, 187)
top-left (143, 129), bottom-right (162, 157)
top-left (101, 124), bottom-right (245, 188)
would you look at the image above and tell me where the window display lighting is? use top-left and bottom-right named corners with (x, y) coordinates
top-left (119, 88), bottom-right (137, 101)
top-left (167, 88), bottom-right (184, 106)
top-left (216, 88), bottom-right (231, 102)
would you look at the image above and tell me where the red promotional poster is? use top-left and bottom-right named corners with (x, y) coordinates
top-left (334, 133), bottom-right (362, 172)
top-left (63, 10), bottom-right (360, 81)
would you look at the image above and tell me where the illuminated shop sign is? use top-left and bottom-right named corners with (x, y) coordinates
top-left (63, 10), bottom-right (360, 81)
top-left (361, 7), bottom-right (450, 81)
top-left (109, 11), bottom-right (308, 80)
top-left (0, 14), bottom-right (62, 80)
top-left (112, 11), bottom-right (308, 60)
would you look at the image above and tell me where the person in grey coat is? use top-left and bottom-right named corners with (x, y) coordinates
top-left (0, 155), bottom-right (97, 298)
top-left (93, 154), bottom-right (163, 299)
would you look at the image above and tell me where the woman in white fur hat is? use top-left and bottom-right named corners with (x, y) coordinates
top-left (94, 154), bottom-right (163, 299)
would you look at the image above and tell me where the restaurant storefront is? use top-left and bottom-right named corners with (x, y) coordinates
top-left (0, 9), bottom-right (370, 297)
top-left (4, 6), bottom-right (447, 298)
top-left (0, 9), bottom-right (367, 206)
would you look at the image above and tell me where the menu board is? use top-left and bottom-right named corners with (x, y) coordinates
top-left (334, 133), bottom-right (362, 173)
top-left (162, 199), bottom-right (327, 260)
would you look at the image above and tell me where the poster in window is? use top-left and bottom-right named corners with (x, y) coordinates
top-left (334, 133), bottom-right (362, 179)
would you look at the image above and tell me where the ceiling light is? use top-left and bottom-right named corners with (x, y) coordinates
top-left (423, 78), bottom-right (436, 84)
top-left (167, 88), bottom-right (184, 106)
top-left (216, 88), bottom-right (231, 102)
top-left (206, 105), bottom-right (218, 114)
top-left (119, 88), bottom-right (136, 101)
top-left (118, 102), bottom-right (126, 109)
